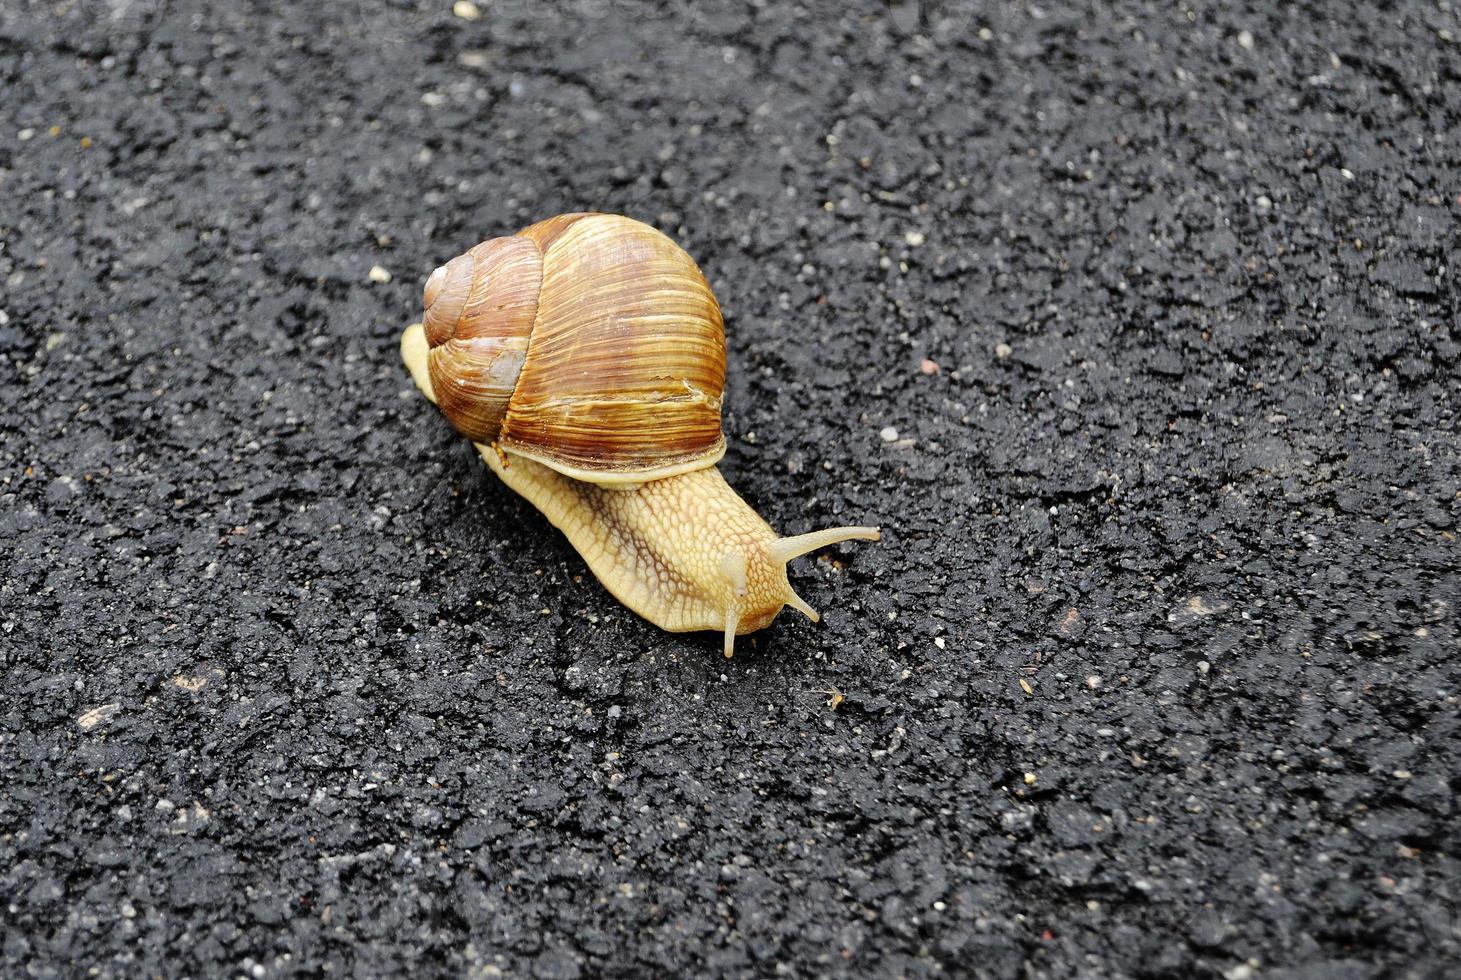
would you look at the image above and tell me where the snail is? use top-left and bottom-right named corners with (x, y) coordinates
top-left (398, 212), bottom-right (879, 657)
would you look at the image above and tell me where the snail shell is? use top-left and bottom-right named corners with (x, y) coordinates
top-left (423, 212), bottom-right (726, 483)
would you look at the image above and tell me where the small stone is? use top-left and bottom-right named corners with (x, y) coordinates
top-left (18, 128), bottom-right (35, 141)
top-left (78, 703), bottom-right (121, 730)
top-left (994, 342), bottom-right (1013, 359)
top-left (452, 0), bottom-right (482, 20)
top-left (1189, 908), bottom-right (1227, 948)
top-left (368, 265), bottom-right (392, 284)
top-left (1170, 594), bottom-right (1231, 626)
top-left (1000, 808), bottom-right (1034, 833)
top-left (904, 230), bottom-right (925, 247)
top-left (1023, 772), bottom-right (1037, 785)
top-left (1183, 595), bottom-right (1225, 616)
top-left (879, 426), bottom-right (899, 443)
top-left (920, 358), bottom-right (940, 375)
top-left (1053, 607), bottom-right (1084, 638)
top-left (45, 477), bottom-right (75, 507)
top-left (562, 664), bottom-right (585, 691)
top-left (1236, 29), bottom-right (1255, 50)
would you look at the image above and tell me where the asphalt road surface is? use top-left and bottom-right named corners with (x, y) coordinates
top-left (2, 1), bottom-right (1458, 977)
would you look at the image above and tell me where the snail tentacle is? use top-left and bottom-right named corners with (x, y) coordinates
top-left (783, 588), bottom-right (819, 623)
top-left (768, 526), bottom-right (882, 565)
top-left (723, 606), bottom-right (739, 660)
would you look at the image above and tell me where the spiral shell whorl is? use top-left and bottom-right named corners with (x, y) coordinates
top-left (420, 212), bottom-right (727, 482)
top-left (423, 237), bottom-right (541, 444)
top-left (498, 214), bottom-right (727, 482)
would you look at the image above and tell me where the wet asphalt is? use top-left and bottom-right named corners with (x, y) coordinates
top-left (2, 1), bottom-right (1459, 977)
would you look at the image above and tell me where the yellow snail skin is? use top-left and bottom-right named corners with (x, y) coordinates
top-left (401, 213), bottom-right (879, 657)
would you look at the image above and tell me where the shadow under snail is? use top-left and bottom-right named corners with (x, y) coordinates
top-left (399, 212), bottom-right (879, 657)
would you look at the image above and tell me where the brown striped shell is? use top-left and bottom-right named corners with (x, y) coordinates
top-left (421, 213), bottom-right (728, 485)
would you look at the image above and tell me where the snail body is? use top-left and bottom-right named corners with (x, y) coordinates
top-left (401, 213), bottom-right (878, 657)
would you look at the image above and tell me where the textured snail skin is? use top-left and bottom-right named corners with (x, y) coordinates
top-left (402, 323), bottom-right (879, 657)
